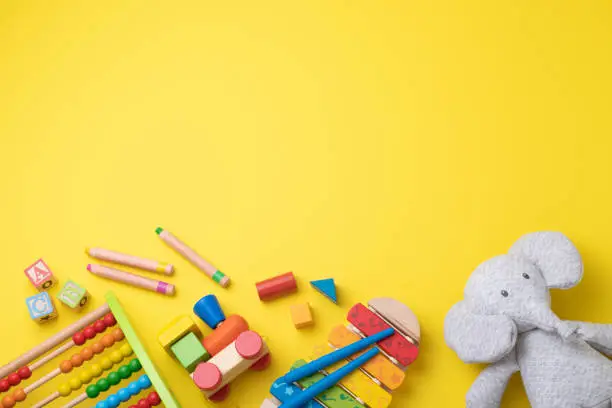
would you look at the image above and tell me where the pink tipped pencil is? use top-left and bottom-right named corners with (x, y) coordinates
top-left (155, 227), bottom-right (230, 288)
top-left (86, 247), bottom-right (174, 276)
top-left (87, 264), bottom-right (175, 296)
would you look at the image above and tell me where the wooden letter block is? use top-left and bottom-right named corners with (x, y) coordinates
top-left (24, 259), bottom-right (57, 291)
top-left (290, 303), bottom-right (313, 329)
top-left (159, 315), bottom-right (202, 352)
top-left (57, 280), bottom-right (90, 311)
top-left (328, 325), bottom-right (405, 390)
top-left (310, 344), bottom-right (392, 408)
top-left (192, 331), bottom-right (269, 398)
top-left (347, 303), bottom-right (419, 367)
top-left (290, 359), bottom-right (365, 408)
top-left (171, 332), bottom-right (210, 373)
top-left (26, 292), bottom-right (58, 323)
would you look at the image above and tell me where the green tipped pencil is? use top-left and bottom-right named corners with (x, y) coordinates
top-left (155, 227), bottom-right (230, 288)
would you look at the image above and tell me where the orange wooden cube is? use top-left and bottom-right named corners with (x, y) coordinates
top-left (290, 303), bottom-right (313, 329)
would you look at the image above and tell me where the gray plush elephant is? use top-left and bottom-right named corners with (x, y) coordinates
top-left (444, 232), bottom-right (612, 408)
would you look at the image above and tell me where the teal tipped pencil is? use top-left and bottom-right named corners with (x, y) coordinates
top-left (155, 227), bottom-right (230, 288)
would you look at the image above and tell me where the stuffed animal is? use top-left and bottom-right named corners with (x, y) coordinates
top-left (444, 231), bottom-right (612, 408)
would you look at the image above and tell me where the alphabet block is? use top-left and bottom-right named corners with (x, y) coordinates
top-left (57, 280), bottom-right (90, 311)
top-left (24, 259), bottom-right (57, 291)
top-left (26, 292), bottom-right (58, 323)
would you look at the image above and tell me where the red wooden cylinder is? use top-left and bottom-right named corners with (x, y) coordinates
top-left (255, 272), bottom-right (297, 301)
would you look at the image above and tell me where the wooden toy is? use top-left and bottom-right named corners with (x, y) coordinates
top-left (158, 315), bottom-right (202, 352)
top-left (202, 315), bottom-right (249, 356)
top-left (310, 279), bottom-right (337, 304)
top-left (25, 292), bottom-right (58, 323)
top-left (261, 297), bottom-right (421, 408)
top-left (87, 264), bottom-right (175, 296)
top-left (57, 280), bottom-right (90, 310)
top-left (192, 331), bottom-right (269, 397)
top-left (193, 294), bottom-right (225, 329)
top-left (290, 303), bottom-right (314, 329)
top-left (256, 272), bottom-right (297, 301)
top-left (309, 345), bottom-right (392, 408)
top-left (347, 303), bottom-right (418, 367)
top-left (86, 247), bottom-right (174, 276)
top-left (327, 325), bottom-right (404, 390)
top-left (0, 292), bottom-right (180, 408)
top-left (290, 360), bottom-right (362, 407)
top-left (171, 332), bottom-right (209, 372)
top-left (269, 330), bottom-right (394, 408)
top-left (24, 259), bottom-right (57, 291)
top-left (155, 227), bottom-right (230, 287)
top-left (161, 294), bottom-right (270, 403)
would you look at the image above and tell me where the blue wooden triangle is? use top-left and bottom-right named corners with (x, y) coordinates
top-left (310, 278), bottom-right (337, 304)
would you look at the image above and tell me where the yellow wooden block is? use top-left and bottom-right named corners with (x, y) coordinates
top-left (310, 344), bottom-right (392, 408)
top-left (158, 315), bottom-right (202, 352)
top-left (290, 303), bottom-right (313, 329)
top-left (328, 325), bottom-right (405, 390)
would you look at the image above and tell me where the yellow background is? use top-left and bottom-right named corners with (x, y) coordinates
top-left (1, 1), bottom-right (611, 407)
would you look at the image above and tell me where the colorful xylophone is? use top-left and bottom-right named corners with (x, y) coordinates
top-left (0, 292), bottom-right (179, 408)
top-left (262, 297), bottom-right (420, 408)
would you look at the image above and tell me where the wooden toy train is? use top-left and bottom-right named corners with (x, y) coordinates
top-left (158, 294), bottom-right (270, 402)
top-left (262, 297), bottom-right (420, 408)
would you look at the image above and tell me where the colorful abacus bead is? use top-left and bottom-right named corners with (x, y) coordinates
top-left (128, 391), bottom-right (161, 408)
top-left (95, 374), bottom-right (153, 408)
top-left (86, 359), bottom-right (142, 399)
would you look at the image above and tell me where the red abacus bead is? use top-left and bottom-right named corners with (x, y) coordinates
top-left (73, 332), bottom-right (86, 346)
top-left (0, 378), bottom-right (10, 392)
top-left (104, 313), bottom-right (117, 327)
top-left (137, 399), bottom-right (149, 408)
top-left (17, 367), bottom-right (31, 380)
top-left (83, 326), bottom-right (96, 339)
top-left (147, 392), bottom-right (161, 406)
top-left (7, 373), bottom-right (20, 386)
top-left (94, 320), bottom-right (106, 333)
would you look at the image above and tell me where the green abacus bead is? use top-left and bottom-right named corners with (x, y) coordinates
top-left (97, 378), bottom-right (110, 392)
top-left (107, 371), bottom-right (121, 386)
top-left (86, 384), bottom-right (100, 398)
top-left (118, 365), bottom-right (131, 379)
top-left (128, 359), bottom-right (142, 372)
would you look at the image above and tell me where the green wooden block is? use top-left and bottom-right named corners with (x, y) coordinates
top-left (57, 280), bottom-right (90, 310)
top-left (290, 360), bottom-right (365, 408)
top-left (171, 332), bottom-right (210, 373)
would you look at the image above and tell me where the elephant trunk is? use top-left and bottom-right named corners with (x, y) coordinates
top-left (518, 302), bottom-right (576, 339)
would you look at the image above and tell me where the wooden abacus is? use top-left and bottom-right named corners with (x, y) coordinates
top-left (0, 292), bottom-right (180, 408)
top-left (262, 297), bottom-right (421, 408)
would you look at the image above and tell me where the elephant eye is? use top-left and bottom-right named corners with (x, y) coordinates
top-left (501, 290), bottom-right (509, 297)
top-left (523, 273), bottom-right (530, 279)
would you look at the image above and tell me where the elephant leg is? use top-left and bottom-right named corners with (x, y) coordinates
top-left (466, 351), bottom-right (519, 408)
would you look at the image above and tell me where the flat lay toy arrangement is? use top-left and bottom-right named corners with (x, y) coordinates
top-left (3, 227), bottom-right (424, 408)
top-left (11, 228), bottom-right (608, 407)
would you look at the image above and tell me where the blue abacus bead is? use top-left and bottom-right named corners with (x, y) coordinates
top-left (96, 401), bottom-right (109, 408)
top-left (138, 374), bottom-right (152, 390)
top-left (117, 388), bottom-right (131, 402)
top-left (193, 295), bottom-right (225, 329)
top-left (127, 381), bottom-right (141, 396)
top-left (107, 394), bottom-right (121, 408)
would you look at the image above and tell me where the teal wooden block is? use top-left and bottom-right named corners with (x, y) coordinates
top-left (170, 332), bottom-right (210, 373)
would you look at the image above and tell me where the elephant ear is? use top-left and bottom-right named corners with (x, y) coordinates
top-left (509, 231), bottom-right (583, 289)
top-left (444, 301), bottom-right (517, 364)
